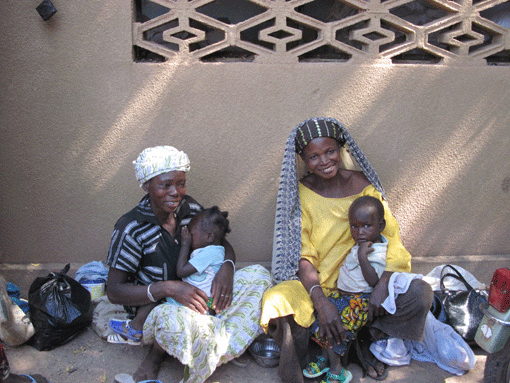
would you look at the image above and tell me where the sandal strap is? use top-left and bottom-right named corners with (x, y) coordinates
top-left (322, 369), bottom-right (352, 383)
top-left (312, 355), bottom-right (328, 368)
top-left (125, 320), bottom-right (143, 337)
top-left (306, 355), bottom-right (328, 372)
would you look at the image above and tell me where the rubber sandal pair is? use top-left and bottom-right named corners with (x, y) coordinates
top-left (114, 373), bottom-right (163, 383)
top-left (107, 319), bottom-right (143, 345)
top-left (319, 369), bottom-right (353, 383)
top-left (303, 355), bottom-right (330, 378)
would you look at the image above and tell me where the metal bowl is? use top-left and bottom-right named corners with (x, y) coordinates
top-left (249, 337), bottom-right (280, 368)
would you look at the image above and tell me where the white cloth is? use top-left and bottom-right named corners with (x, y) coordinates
top-left (183, 245), bottom-right (225, 297)
top-left (381, 272), bottom-right (423, 314)
top-left (337, 235), bottom-right (388, 293)
top-left (370, 337), bottom-right (411, 366)
top-left (133, 145), bottom-right (190, 186)
top-left (422, 264), bottom-right (486, 291)
top-left (406, 312), bottom-right (476, 375)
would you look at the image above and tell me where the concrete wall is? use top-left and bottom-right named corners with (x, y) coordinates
top-left (1, 0), bottom-right (509, 281)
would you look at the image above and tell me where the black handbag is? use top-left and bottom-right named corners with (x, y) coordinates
top-left (434, 264), bottom-right (488, 342)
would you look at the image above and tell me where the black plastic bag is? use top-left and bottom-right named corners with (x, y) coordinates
top-left (28, 263), bottom-right (93, 350)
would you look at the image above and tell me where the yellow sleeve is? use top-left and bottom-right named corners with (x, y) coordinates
top-left (300, 204), bottom-right (319, 268)
top-left (365, 187), bottom-right (412, 273)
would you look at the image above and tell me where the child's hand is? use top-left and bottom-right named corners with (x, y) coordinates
top-left (181, 226), bottom-right (192, 246)
top-left (357, 241), bottom-right (374, 260)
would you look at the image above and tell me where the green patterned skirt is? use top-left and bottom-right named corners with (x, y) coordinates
top-left (144, 265), bottom-right (273, 383)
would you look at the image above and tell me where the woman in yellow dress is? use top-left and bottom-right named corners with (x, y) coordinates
top-left (261, 118), bottom-right (433, 382)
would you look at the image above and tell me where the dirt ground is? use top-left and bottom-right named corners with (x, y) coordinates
top-left (0, 264), bottom-right (490, 383)
top-left (5, 325), bottom-right (487, 383)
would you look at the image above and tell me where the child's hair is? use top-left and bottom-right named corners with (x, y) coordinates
top-left (348, 196), bottom-right (385, 221)
top-left (196, 206), bottom-right (231, 239)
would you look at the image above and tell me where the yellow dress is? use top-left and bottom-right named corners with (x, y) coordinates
top-left (261, 183), bottom-right (411, 330)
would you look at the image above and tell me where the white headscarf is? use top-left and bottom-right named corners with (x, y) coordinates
top-left (133, 146), bottom-right (190, 186)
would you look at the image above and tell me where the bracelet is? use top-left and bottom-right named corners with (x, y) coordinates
top-left (309, 284), bottom-right (322, 296)
top-left (147, 283), bottom-right (157, 303)
top-left (223, 259), bottom-right (235, 273)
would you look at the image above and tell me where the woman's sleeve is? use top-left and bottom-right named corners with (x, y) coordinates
top-left (300, 200), bottom-right (320, 268)
top-left (106, 220), bottom-right (142, 273)
top-left (367, 188), bottom-right (412, 273)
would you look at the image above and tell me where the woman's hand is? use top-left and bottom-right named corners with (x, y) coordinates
top-left (315, 296), bottom-right (348, 345)
top-left (210, 261), bottom-right (234, 312)
top-left (298, 259), bottom-right (347, 345)
top-left (171, 281), bottom-right (209, 315)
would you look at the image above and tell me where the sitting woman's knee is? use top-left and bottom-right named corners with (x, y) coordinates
top-left (410, 279), bottom-right (434, 312)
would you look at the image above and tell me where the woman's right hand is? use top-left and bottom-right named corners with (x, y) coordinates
top-left (299, 258), bottom-right (347, 345)
top-left (315, 296), bottom-right (347, 346)
top-left (170, 281), bottom-right (209, 315)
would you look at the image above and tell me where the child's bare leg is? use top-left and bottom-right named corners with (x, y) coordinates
top-left (325, 347), bottom-right (352, 383)
top-left (327, 347), bottom-right (343, 375)
top-left (130, 303), bottom-right (157, 331)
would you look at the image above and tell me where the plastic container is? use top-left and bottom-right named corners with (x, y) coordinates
top-left (475, 304), bottom-right (510, 353)
top-left (81, 281), bottom-right (105, 300)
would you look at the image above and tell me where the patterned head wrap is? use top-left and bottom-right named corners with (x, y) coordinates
top-left (271, 117), bottom-right (385, 282)
top-left (295, 118), bottom-right (346, 153)
top-left (133, 146), bottom-right (190, 186)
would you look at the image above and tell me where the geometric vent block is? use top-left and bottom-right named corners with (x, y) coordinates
top-left (132, 0), bottom-right (510, 65)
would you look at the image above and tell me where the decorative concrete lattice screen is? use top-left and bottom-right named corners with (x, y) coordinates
top-left (133, 0), bottom-right (510, 65)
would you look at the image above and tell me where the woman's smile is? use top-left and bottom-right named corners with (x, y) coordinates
top-left (164, 200), bottom-right (180, 209)
top-left (318, 164), bottom-right (336, 175)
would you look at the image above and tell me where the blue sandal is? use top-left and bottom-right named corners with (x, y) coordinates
top-left (114, 373), bottom-right (164, 383)
top-left (19, 375), bottom-right (40, 383)
top-left (303, 355), bottom-right (330, 378)
top-left (320, 369), bottom-right (353, 383)
top-left (109, 319), bottom-right (143, 341)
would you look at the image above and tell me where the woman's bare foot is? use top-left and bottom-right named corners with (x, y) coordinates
top-left (359, 338), bottom-right (388, 381)
top-left (132, 343), bottom-right (166, 381)
top-left (366, 359), bottom-right (387, 380)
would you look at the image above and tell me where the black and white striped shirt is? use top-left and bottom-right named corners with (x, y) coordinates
top-left (106, 194), bottom-right (202, 286)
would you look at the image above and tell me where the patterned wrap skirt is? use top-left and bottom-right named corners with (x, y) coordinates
top-left (310, 291), bottom-right (370, 355)
top-left (143, 265), bottom-right (273, 383)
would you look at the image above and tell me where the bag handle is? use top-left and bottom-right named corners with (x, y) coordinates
top-left (440, 264), bottom-right (474, 292)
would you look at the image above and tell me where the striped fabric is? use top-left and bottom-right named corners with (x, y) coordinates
top-left (106, 194), bottom-right (202, 314)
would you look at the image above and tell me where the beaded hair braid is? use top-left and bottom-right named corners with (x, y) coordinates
top-left (271, 117), bottom-right (385, 282)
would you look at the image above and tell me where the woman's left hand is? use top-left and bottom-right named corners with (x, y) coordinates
top-left (210, 261), bottom-right (234, 312)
